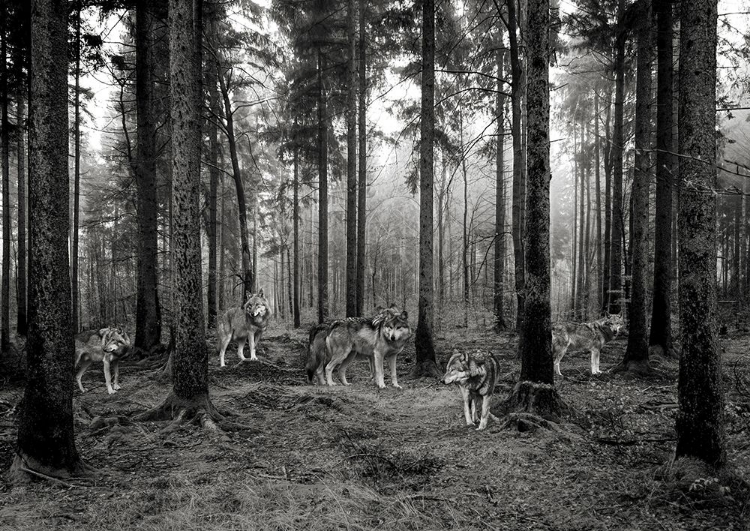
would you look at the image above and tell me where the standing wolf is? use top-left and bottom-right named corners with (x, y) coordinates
top-left (553, 314), bottom-right (624, 375)
top-left (442, 350), bottom-right (500, 430)
top-left (75, 327), bottom-right (132, 395)
top-left (320, 305), bottom-right (412, 389)
top-left (217, 289), bottom-right (271, 367)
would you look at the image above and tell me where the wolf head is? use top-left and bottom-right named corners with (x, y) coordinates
top-left (442, 350), bottom-right (471, 385)
top-left (244, 289), bottom-right (270, 322)
top-left (99, 327), bottom-right (132, 357)
top-left (604, 313), bottom-right (624, 336)
top-left (379, 305), bottom-right (411, 343)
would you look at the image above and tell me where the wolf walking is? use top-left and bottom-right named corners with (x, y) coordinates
top-left (553, 314), bottom-right (624, 375)
top-left (217, 289), bottom-right (271, 367)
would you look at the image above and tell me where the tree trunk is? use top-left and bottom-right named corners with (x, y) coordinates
top-left (594, 92), bottom-right (602, 312)
top-left (134, 0), bottom-right (162, 351)
top-left (16, 56), bottom-right (27, 337)
top-left (137, 0), bottom-right (219, 427)
top-left (10, 0), bottom-right (86, 482)
top-left (619, 0), bottom-right (651, 373)
top-left (206, 10), bottom-right (220, 328)
top-left (292, 141), bottom-right (301, 328)
top-left (460, 108), bottom-right (470, 328)
top-left (571, 124), bottom-right (578, 317)
top-left (317, 49), bottom-right (329, 323)
top-left (345, 0), bottom-right (357, 318)
top-left (218, 66), bottom-right (253, 302)
top-left (601, 88), bottom-right (613, 315)
top-left (576, 123), bottom-right (586, 317)
top-left (1, 2), bottom-right (10, 353)
top-left (494, 42), bottom-right (507, 331)
top-left (501, 0), bottom-right (565, 421)
top-left (675, 0), bottom-right (725, 468)
top-left (508, 0), bottom-right (525, 334)
top-left (609, 0), bottom-right (626, 315)
top-left (412, 0), bottom-right (440, 379)
top-left (649, 0), bottom-right (674, 355)
top-left (356, 0), bottom-right (367, 316)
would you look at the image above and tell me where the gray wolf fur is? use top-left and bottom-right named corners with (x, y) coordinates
top-left (218, 289), bottom-right (271, 367)
top-left (442, 350), bottom-right (500, 430)
top-left (75, 327), bottom-right (132, 395)
top-left (553, 314), bottom-right (624, 376)
top-left (322, 305), bottom-right (412, 389)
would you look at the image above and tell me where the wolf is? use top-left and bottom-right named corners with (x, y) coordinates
top-left (323, 305), bottom-right (412, 389)
top-left (442, 350), bottom-right (500, 431)
top-left (553, 313), bottom-right (624, 376)
top-left (75, 327), bottom-right (132, 395)
top-left (217, 289), bottom-right (271, 367)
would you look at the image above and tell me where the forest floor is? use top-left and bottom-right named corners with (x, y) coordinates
top-left (0, 320), bottom-right (749, 530)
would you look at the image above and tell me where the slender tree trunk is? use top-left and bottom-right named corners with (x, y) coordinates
top-left (0, 3), bottom-right (10, 352)
top-left (576, 123), bottom-right (586, 317)
top-left (134, 0), bottom-right (162, 350)
top-left (317, 49), bottom-right (329, 323)
top-left (437, 159), bottom-right (446, 312)
top-left (16, 61), bottom-right (27, 336)
top-left (494, 43), bottom-right (507, 331)
top-left (571, 124), bottom-right (578, 317)
top-left (601, 90), bottom-right (613, 315)
top-left (356, 0), bottom-right (367, 316)
top-left (413, 0), bottom-right (440, 378)
top-left (620, 0), bottom-right (651, 373)
top-left (460, 108), bottom-right (470, 328)
top-left (206, 12), bottom-right (220, 328)
top-left (292, 141), bottom-right (300, 328)
top-left (584, 125), bottom-right (592, 319)
top-left (594, 92), bottom-right (602, 312)
top-left (609, 0), bottom-right (626, 315)
top-left (508, 0), bottom-right (525, 334)
top-left (10, 0), bottom-right (85, 482)
top-left (345, 0), bottom-right (357, 317)
top-left (675, 0), bottom-right (724, 468)
top-left (218, 69), bottom-right (253, 301)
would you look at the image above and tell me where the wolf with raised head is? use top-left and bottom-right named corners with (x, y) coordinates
top-left (217, 289), bottom-right (271, 367)
top-left (323, 305), bottom-right (411, 389)
top-left (553, 313), bottom-right (624, 376)
top-left (75, 327), bottom-right (132, 395)
top-left (442, 350), bottom-right (500, 431)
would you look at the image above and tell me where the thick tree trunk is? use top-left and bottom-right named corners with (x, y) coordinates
top-left (501, 0), bottom-right (565, 421)
top-left (346, 0), bottom-right (357, 318)
top-left (675, 0), bottom-right (725, 468)
top-left (134, 0), bottom-right (162, 351)
top-left (494, 43), bottom-right (506, 331)
top-left (317, 49), bottom-right (329, 323)
top-left (413, 0), bottom-right (440, 379)
top-left (10, 0), bottom-right (86, 482)
top-left (620, 1), bottom-right (651, 373)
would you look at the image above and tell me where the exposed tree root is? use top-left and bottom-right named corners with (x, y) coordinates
top-left (133, 392), bottom-right (254, 433)
top-left (7, 451), bottom-right (95, 485)
top-left (493, 381), bottom-right (574, 431)
top-left (410, 360), bottom-right (442, 380)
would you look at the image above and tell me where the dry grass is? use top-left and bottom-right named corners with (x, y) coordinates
top-left (0, 322), bottom-right (749, 530)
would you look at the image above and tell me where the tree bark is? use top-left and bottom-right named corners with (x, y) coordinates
top-left (356, 0), bottom-right (367, 316)
top-left (620, 0), bottom-right (651, 373)
top-left (1, 1), bottom-right (10, 352)
top-left (10, 0), bottom-right (86, 482)
top-left (675, 0), bottom-right (725, 468)
top-left (292, 139), bottom-right (301, 328)
top-left (649, 0), bottom-right (674, 356)
top-left (134, 0), bottom-right (163, 351)
top-left (494, 42), bottom-right (507, 331)
top-left (317, 49), bottom-right (329, 323)
top-left (345, 0), bottom-right (357, 318)
top-left (16, 53), bottom-right (27, 337)
top-left (413, 0), bottom-right (440, 379)
top-left (206, 7), bottom-right (221, 328)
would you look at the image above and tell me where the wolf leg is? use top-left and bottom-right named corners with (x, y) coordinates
top-left (112, 360), bottom-right (121, 391)
top-left (248, 332), bottom-right (258, 361)
top-left (591, 348), bottom-right (601, 374)
top-left (387, 353), bottom-right (401, 389)
top-left (103, 357), bottom-right (116, 394)
top-left (477, 395), bottom-right (491, 430)
top-left (337, 351), bottom-right (357, 386)
top-left (236, 336), bottom-right (248, 361)
top-left (373, 350), bottom-right (387, 388)
top-left (218, 333), bottom-right (232, 367)
top-left (75, 358), bottom-right (92, 393)
top-left (460, 386), bottom-right (474, 426)
top-left (553, 347), bottom-right (566, 376)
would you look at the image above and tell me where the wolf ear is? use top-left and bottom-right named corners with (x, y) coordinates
top-left (400, 310), bottom-right (408, 320)
top-left (257, 288), bottom-right (264, 298)
top-left (374, 305), bottom-right (384, 313)
top-left (98, 328), bottom-right (110, 337)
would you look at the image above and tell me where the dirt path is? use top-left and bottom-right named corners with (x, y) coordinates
top-left (0, 327), bottom-right (748, 530)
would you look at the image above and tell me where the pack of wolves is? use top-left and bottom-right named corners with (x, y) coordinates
top-left (73, 288), bottom-right (623, 434)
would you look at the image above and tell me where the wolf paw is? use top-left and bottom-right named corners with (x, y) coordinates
top-left (113, 384), bottom-right (121, 391)
top-left (107, 388), bottom-right (117, 395)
